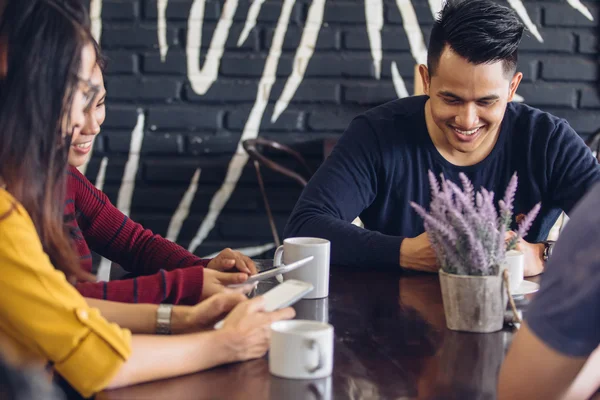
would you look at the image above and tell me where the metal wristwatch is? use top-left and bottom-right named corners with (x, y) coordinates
top-left (156, 304), bottom-right (173, 335)
top-left (542, 240), bottom-right (555, 263)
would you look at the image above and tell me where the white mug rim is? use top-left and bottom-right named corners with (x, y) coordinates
top-left (271, 319), bottom-right (333, 336)
top-left (283, 237), bottom-right (330, 247)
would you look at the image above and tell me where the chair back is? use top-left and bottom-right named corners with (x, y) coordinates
top-left (242, 138), bottom-right (313, 247)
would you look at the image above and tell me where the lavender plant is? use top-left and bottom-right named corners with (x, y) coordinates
top-left (411, 172), bottom-right (541, 276)
top-left (499, 174), bottom-right (541, 251)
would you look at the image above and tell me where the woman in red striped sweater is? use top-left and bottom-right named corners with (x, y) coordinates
top-left (69, 48), bottom-right (258, 305)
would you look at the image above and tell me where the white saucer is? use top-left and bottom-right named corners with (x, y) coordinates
top-left (511, 280), bottom-right (540, 297)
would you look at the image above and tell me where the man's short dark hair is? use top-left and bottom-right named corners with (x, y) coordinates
top-left (427, 0), bottom-right (524, 77)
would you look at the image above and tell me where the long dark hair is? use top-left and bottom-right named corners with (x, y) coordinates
top-left (0, 0), bottom-right (94, 282)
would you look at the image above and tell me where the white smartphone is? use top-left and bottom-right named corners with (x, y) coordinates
top-left (214, 279), bottom-right (314, 329)
top-left (228, 256), bottom-right (314, 287)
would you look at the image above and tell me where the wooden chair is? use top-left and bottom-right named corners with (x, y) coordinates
top-left (242, 138), bottom-right (313, 247)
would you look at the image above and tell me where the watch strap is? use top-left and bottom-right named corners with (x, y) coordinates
top-left (543, 240), bottom-right (556, 263)
top-left (156, 304), bottom-right (173, 335)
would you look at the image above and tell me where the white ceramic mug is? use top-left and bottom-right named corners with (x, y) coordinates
top-left (294, 298), bottom-right (329, 323)
top-left (269, 320), bottom-right (334, 380)
top-left (274, 238), bottom-right (330, 299)
top-left (501, 250), bottom-right (524, 291)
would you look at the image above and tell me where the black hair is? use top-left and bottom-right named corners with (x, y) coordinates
top-left (0, 0), bottom-right (94, 281)
top-left (427, 0), bottom-right (524, 77)
top-left (61, 0), bottom-right (107, 71)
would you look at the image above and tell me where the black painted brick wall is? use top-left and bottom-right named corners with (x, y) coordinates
top-left (86, 0), bottom-right (599, 257)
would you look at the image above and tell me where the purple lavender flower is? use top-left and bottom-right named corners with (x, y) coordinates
top-left (428, 170), bottom-right (440, 198)
top-left (446, 207), bottom-right (488, 274)
top-left (411, 202), bottom-right (457, 246)
top-left (410, 170), bottom-right (539, 276)
top-left (459, 173), bottom-right (475, 208)
top-left (506, 202), bottom-right (542, 251)
top-left (503, 173), bottom-right (518, 211)
top-left (500, 173), bottom-right (518, 228)
top-left (516, 203), bottom-right (541, 238)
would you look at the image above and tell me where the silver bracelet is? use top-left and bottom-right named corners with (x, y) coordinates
top-left (156, 304), bottom-right (173, 335)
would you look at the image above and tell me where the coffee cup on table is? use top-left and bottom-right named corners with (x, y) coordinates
top-left (269, 320), bottom-right (334, 380)
top-left (501, 250), bottom-right (524, 291)
top-left (293, 298), bottom-right (329, 323)
top-left (274, 238), bottom-right (330, 299)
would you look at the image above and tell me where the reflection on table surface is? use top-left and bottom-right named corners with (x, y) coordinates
top-left (97, 264), bottom-right (537, 400)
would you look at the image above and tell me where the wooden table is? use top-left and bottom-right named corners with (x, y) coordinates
top-left (97, 265), bottom-right (536, 400)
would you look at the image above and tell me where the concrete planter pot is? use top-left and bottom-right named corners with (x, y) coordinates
top-left (439, 269), bottom-right (508, 333)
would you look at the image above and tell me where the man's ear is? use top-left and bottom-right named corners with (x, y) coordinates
top-left (507, 72), bottom-right (523, 102)
top-left (418, 64), bottom-right (430, 96)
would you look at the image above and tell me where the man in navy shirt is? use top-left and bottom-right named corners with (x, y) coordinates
top-left (284, 0), bottom-right (600, 275)
top-left (498, 183), bottom-right (600, 399)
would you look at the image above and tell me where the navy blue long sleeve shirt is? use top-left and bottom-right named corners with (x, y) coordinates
top-left (284, 96), bottom-right (600, 268)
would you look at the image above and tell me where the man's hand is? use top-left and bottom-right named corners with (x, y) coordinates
top-left (512, 238), bottom-right (544, 277)
top-left (399, 232), bottom-right (438, 272)
top-left (206, 248), bottom-right (258, 275)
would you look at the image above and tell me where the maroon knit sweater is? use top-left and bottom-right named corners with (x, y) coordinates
top-left (66, 166), bottom-right (208, 305)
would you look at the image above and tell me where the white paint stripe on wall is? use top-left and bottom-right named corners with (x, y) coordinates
top-left (395, 0), bottom-right (428, 65)
top-left (365, 0), bottom-right (384, 80)
top-left (167, 168), bottom-right (201, 242)
top-left (187, 0), bottom-right (238, 95)
top-left (391, 61), bottom-right (410, 98)
top-left (90, 0), bottom-right (102, 43)
top-left (238, 0), bottom-right (267, 46)
top-left (116, 109), bottom-right (145, 217)
top-left (272, 0), bottom-right (326, 122)
top-left (566, 0), bottom-right (594, 21)
top-left (94, 156), bottom-right (112, 282)
top-left (507, 0), bottom-right (543, 43)
top-left (428, 0), bottom-right (443, 19)
top-left (94, 157), bottom-right (109, 191)
top-left (202, 242), bottom-right (276, 259)
top-left (188, 0), bottom-right (296, 254)
top-left (158, 0), bottom-right (169, 61)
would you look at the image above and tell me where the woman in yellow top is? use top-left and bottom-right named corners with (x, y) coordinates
top-left (0, 1), bottom-right (294, 398)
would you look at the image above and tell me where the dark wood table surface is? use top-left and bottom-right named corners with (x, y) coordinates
top-left (97, 264), bottom-right (538, 400)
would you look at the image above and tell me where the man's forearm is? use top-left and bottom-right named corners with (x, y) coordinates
top-left (399, 234), bottom-right (438, 273)
top-left (85, 298), bottom-right (191, 334)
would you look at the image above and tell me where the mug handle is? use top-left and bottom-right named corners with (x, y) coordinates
top-left (304, 339), bottom-right (324, 373)
top-left (273, 245), bottom-right (284, 283)
top-left (273, 245), bottom-right (284, 265)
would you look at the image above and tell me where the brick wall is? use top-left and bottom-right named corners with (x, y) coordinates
top-left (84, 0), bottom-right (599, 258)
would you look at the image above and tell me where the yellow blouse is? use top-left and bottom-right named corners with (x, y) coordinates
top-left (0, 189), bottom-right (132, 397)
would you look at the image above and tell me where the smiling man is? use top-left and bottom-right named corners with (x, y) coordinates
top-left (284, 0), bottom-right (600, 274)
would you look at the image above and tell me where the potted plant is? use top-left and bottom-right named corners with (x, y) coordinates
top-left (411, 172), bottom-right (540, 333)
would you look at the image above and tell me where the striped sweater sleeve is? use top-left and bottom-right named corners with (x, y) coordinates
top-left (69, 166), bottom-right (209, 305)
top-left (75, 266), bottom-right (205, 305)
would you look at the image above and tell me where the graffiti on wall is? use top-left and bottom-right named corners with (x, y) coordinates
top-left (85, 0), bottom-right (594, 274)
